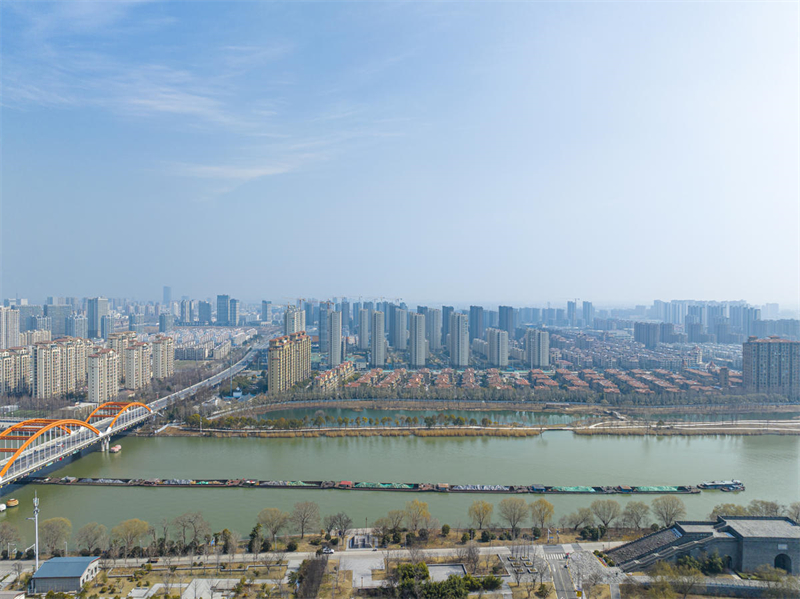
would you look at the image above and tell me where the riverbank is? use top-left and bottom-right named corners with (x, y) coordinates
top-left (208, 397), bottom-right (800, 421)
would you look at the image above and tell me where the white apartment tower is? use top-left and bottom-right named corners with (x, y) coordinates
top-left (123, 342), bottom-right (152, 390)
top-left (408, 313), bottom-right (427, 368)
top-left (525, 328), bottom-right (550, 368)
top-left (283, 306), bottom-right (306, 335)
top-left (32, 342), bottom-right (62, 399)
top-left (88, 349), bottom-right (120, 403)
top-left (425, 308), bottom-right (442, 352)
top-left (370, 311), bottom-right (386, 367)
top-left (486, 328), bottom-right (509, 368)
top-left (449, 313), bottom-right (470, 368)
top-left (152, 336), bottom-right (175, 379)
top-left (0, 307), bottom-right (20, 349)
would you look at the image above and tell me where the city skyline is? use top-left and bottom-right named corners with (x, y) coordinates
top-left (2, 2), bottom-right (798, 305)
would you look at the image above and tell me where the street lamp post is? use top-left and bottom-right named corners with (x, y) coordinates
top-left (26, 492), bottom-right (40, 571)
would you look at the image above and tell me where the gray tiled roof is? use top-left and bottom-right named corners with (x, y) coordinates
top-left (723, 517), bottom-right (800, 539)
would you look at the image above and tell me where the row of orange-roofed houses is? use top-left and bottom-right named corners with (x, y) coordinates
top-left (331, 364), bottom-right (736, 396)
top-left (313, 361), bottom-right (356, 391)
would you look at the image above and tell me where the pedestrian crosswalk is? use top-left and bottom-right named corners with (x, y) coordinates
top-left (545, 552), bottom-right (566, 560)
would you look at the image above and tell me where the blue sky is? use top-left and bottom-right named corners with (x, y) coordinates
top-left (2, 1), bottom-right (798, 307)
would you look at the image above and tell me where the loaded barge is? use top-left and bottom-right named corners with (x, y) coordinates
top-left (24, 476), bottom-right (744, 494)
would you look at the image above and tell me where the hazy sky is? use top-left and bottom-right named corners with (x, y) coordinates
top-left (2, 1), bottom-right (798, 307)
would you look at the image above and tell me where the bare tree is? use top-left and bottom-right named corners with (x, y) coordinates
top-left (621, 501), bottom-right (650, 530)
top-left (290, 501), bottom-right (320, 539)
top-left (258, 508), bottom-right (291, 545)
top-left (404, 500), bottom-right (430, 532)
top-left (468, 500), bottom-right (494, 530)
top-left (529, 499), bottom-right (555, 530)
top-left (386, 510), bottom-right (406, 533)
top-left (591, 499), bottom-right (621, 531)
top-left (651, 496), bottom-right (686, 528)
top-left (456, 541), bottom-right (480, 574)
top-left (498, 497), bottom-right (528, 538)
top-left (331, 512), bottom-right (353, 541)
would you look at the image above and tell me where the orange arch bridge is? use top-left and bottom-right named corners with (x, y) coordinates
top-left (86, 401), bottom-right (153, 431)
top-left (0, 419), bottom-right (101, 479)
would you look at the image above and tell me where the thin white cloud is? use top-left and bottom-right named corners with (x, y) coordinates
top-left (172, 162), bottom-right (294, 181)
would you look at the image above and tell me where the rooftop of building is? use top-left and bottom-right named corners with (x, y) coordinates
top-left (722, 516), bottom-right (800, 539)
top-left (32, 556), bottom-right (99, 579)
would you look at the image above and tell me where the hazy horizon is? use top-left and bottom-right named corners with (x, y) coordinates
top-left (2, 1), bottom-right (798, 306)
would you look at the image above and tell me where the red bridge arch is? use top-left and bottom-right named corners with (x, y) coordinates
top-left (0, 419), bottom-right (101, 478)
top-left (85, 401), bottom-right (152, 430)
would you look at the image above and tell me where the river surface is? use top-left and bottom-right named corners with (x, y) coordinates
top-left (1, 432), bottom-right (797, 545)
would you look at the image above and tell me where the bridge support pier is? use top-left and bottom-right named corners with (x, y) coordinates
top-left (101, 438), bottom-right (110, 452)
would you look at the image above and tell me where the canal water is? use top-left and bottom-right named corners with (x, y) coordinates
top-left (1, 432), bottom-right (797, 545)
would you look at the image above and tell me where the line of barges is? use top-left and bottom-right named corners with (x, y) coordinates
top-left (24, 477), bottom-right (744, 494)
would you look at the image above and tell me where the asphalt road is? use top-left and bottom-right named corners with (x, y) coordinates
top-left (548, 554), bottom-right (578, 599)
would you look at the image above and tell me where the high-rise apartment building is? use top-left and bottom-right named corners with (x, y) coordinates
top-left (634, 322), bottom-right (660, 349)
top-left (319, 302), bottom-right (331, 355)
top-left (216, 295), bottom-right (230, 326)
top-left (582, 301), bottom-right (594, 328)
top-left (409, 313), bottom-right (427, 368)
top-left (425, 308), bottom-right (442, 352)
top-left (358, 309), bottom-right (370, 350)
top-left (370, 311), bottom-right (386, 367)
top-left (198, 301), bottom-right (213, 325)
top-left (499, 306), bottom-right (515, 338)
top-left (123, 342), bottom-right (152, 390)
top-left (392, 308), bottom-right (408, 351)
top-left (469, 306), bottom-right (485, 342)
top-left (44, 304), bottom-right (71, 337)
top-left (159, 312), bottom-right (174, 333)
top-left (442, 306), bottom-right (454, 346)
top-left (487, 328), bottom-right (509, 368)
top-left (340, 300), bottom-right (350, 331)
top-left (32, 342), bottom-right (62, 399)
top-left (743, 337), bottom-right (800, 396)
top-left (229, 299), bottom-right (240, 327)
top-left (268, 332), bottom-right (311, 394)
top-left (109, 331), bottom-right (138, 384)
top-left (328, 311), bottom-right (343, 367)
top-left (88, 349), bottom-right (120, 403)
top-left (101, 314), bottom-right (115, 339)
top-left (55, 337), bottom-right (90, 394)
top-left (180, 300), bottom-right (193, 324)
top-left (163, 286), bottom-right (172, 307)
top-left (87, 297), bottom-right (109, 338)
top-left (448, 312), bottom-right (469, 368)
top-left (284, 306), bottom-right (306, 335)
top-left (525, 328), bottom-right (549, 368)
top-left (0, 307), bottom-right (20, 349)
top-left (0, 348), bottom-right (32, 395)
top-left (567, 301), bottom-right (577, 327)
top-left (66, 314), bottom-right (88, 339)
top-left (152, 336), bottom-right (175, 379)
top-left (261, 301), bottom-right (272, 323)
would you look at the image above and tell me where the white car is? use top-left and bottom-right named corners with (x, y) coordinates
top-left (322, 547), bottom-right (334, 554)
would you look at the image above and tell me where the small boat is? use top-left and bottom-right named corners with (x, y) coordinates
top-left (109, 445), bottom-right (122, 453)
top-left (0, 504), bottom-right (6, 512)
top-left (6, 499), bottom-right (19, 507)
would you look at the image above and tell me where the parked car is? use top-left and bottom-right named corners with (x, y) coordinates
top-left (322, 547), bottom-right (335, 554)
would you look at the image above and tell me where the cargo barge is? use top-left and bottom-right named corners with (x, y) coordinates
top-left (20, 476), bottom-right (738, 494)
